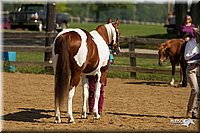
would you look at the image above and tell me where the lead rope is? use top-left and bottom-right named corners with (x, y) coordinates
top-left (109, 48), bottom-right (114, 65)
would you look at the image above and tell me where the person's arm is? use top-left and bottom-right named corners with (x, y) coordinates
top-left (184, 40), bottom-right (198, 61)
top-left (188, 54), bottom-right (200, 61)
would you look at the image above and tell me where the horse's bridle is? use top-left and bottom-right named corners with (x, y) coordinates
top-left (109, 28), bottom-right (120, 54)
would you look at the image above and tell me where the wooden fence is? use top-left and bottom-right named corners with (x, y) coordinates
top-left (3, 31), bottom-right (177, 77)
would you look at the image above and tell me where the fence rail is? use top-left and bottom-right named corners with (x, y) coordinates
top-left (3, 32), bottom-right (56, 38)
top-left (3, 31), bottom-right (176, 76)
top-left (3, 46), bottom-right (52, 52)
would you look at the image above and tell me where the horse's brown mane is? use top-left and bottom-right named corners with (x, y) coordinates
top-left (96, 25), bottom-right (110, 44)
top-left (160, 39), bottom-right (185, 49)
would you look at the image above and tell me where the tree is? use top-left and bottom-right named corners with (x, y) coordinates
top-left (135, 3), bottom-right (168, 23)
top-left (89, 3), bottom-right (133, 22)
top-left (190, 1), bottom-right (200, 27)
top-left (56, 3), bottom-right (70, 13)
top-left (174, 3), bottom-right (188, 35)
top-left (3, 3), bottom-right (21, 12)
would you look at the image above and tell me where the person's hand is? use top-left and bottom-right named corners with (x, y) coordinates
top-left (184, 37), bottom-right (190, 41)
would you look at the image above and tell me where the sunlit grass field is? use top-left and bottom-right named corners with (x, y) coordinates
top-left (69, 22), bottom-right (167, 37)
top-left (4, 22), bottom-right (179, 81)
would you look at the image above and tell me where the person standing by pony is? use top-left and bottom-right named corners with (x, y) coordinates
top-left (185, 27), bottom-right (200, 118)
top-left (180, 15), bottom-right (196, 39)
top-left (179, 15), bottom-right (196, 87)
top-left (88, 18), bottom-right (119, 115)
top-left (88, 49), bottom-right (115, 115)
top-left (88, 74), bottom-right (106, 115)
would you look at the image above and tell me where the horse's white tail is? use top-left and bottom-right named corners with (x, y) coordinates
top-left (54, 34), bottom-right (71, 110)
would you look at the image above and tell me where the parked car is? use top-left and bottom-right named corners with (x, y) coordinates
top-left (56, 13), bottom-right (69, 29)
top-left (9, 4), bottom-right (68, 31)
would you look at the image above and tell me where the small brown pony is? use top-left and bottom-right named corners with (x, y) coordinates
top-left (158, 39), bottom-right (185, 85)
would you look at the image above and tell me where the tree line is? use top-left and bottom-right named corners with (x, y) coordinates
top-left (3, 2), bottom-right (168, 23)
top-left (57, 3), bottom-right (168, 23)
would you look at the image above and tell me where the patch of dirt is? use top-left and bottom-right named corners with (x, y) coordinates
top-left (2, 72), bottom-right (199, 132)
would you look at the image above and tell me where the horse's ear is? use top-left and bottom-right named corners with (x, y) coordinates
top-left (159, 43), bottom-right (165, 48)
top-left (158, 43), bottom-right (162, 47)
top-left (107, 18), bottom-right (113, 24)
top-left (113, 18), bottom-right (120, 28)
top-left (115, 18), bottom-right (120, 26)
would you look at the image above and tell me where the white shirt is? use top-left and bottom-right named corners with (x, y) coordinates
top-left (184, 38), bottom-right (200, 64)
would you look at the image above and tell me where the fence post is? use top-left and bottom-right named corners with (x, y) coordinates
top-left (129, 37), bottom-right (136, 78)
top-left (45, 2), bottom-right (56, 62)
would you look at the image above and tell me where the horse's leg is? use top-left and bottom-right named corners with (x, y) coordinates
top-left (81, 75), bottom-right (89, 119)
top-left (180, 58), bottom-right (188, 87)
top-left (170, 62), bottom-right (175, 85)
top-left (93, 72), bottom-right (101, 119)
top-left (68, 86), bottom-right (75, 123)
top-left (179, 63), bottom-right (183, 85)
top-left (67, 72), bottom-right (81, 123)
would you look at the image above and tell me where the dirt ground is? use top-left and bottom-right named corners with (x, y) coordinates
top-left (2, 72), bottom-right (199, 132)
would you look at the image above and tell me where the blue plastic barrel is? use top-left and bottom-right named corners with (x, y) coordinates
top-left (3, 52), bottom-right (16, 72)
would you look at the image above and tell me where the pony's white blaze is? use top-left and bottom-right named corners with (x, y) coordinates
top-left (53, 28), bottom-right (88, 67)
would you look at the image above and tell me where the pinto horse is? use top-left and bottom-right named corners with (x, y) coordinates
top-left (52, 18), bottom-right (120, 123)
top-left (158, 39), bottom-right (185, 85)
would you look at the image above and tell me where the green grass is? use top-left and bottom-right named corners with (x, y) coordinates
top-left (69, 22), bottom-right (167, 37)
top-left (4, 22), bottom-right (172, 38)
top-left (17, 52), bottom-right (44, 62)
top-left (107, 56), bottom-right (179, 81)
top-left (68, 22), bottom-right (176, 50)
top-left (14, 52), bottom-right (51, 74)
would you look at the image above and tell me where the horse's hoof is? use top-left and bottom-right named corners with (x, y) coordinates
top-left (94, 114), bottom-right (100, 120)
top-left (68, 118), bottom-right (75, 124)
top-left (55, 117), bottom-right (61, 123)
top-left (81, 112), bottom-right (88, 119)
top-left (81, 114), bottom-right (88, 119)
top-left (177, 83), bottom-right (187, 88)
top-left (170, 81), bottom-right (174, 85)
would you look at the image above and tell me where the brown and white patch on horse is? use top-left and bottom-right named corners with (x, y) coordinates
top-left (52, 18), bottom-right (121, 123)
